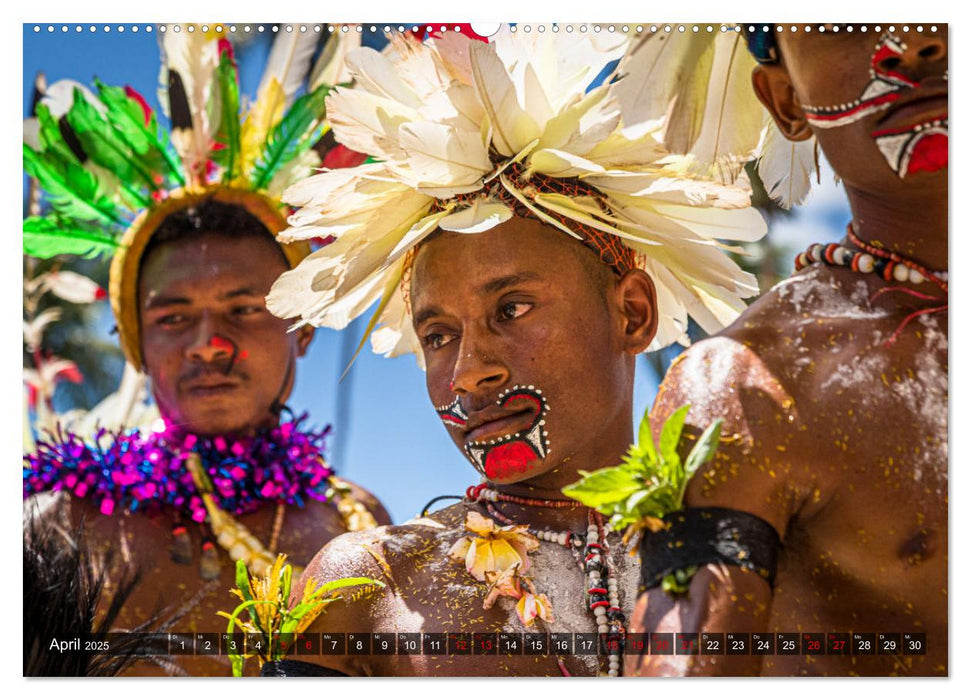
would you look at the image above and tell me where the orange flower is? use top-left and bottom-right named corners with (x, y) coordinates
top-left (516, 590), bottom-right (555, 627)
top-left (448, 511), bottom-right (539, 582)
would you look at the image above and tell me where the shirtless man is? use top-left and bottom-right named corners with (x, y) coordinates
top-left (628, 25), bottom-right (947, 676)
top-left (24, 198), bottom-right (391, 676)
top-left (287, 217), bottom-right (655, 676)
top-left (261, 29), bottom-right (767, 676)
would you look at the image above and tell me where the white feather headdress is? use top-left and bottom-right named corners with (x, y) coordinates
top-left (266, 29), bottom-right (770, 368)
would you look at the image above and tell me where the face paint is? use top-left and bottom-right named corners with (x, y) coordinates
top-left (801, 32), bottom-right (948, 177)
top-left (871, 117), bottom-right (948, 178)
top-left (461, 385), bottom-right (550, 481)
top-left (208, 334), bottom-right (240, 375)
top-left (435, 396), bottom-right (469, 428)
top-left (802, 32), bottom-right (917, 129)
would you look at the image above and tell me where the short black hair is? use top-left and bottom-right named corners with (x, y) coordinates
top-left (139, 198), bottom-right (288, 276)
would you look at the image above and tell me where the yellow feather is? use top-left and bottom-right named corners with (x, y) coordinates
top-left (239, 78), bottom-right (286, 180)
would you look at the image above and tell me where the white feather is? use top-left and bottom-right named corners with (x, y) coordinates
top-left (757, 123), bottom-right (817, 209)
top-left (258, 31), bottom-right (321, 108)
top-left (613, 33), bottom-right (716, 140)
top-left (309, 29), bottom-right (362, 90)
top-left (682, 33), bottom-right (765, 183)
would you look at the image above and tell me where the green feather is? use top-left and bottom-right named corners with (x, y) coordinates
top-left (23, 144), bottom-right (124, 226)
top-left (23, 215), bottom-right (120, 259)
top-left (94, 79), bottom-right (185, 187)
top-left (34, 103), bottom-right (150, 211)
top-left (250, 84), bottom-right (331, 191)
top-left (214, 50), bottom-right (241, 183)
top-left (64, 87), bottom-right (159, 193)
top-left (34, 104), bottom-right (79, 164)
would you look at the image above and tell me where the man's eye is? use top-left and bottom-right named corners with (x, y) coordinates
top-left (498, 302), bottom-right (532, 321)
top-left (157, 314), bottom-right (186, 326)
top-left (423, 332), bottom-right (456, 350)
top-left (233, 305), bottom-right (263, 317)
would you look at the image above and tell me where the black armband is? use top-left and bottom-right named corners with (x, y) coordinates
top-left (260, 659), bottom-right (350, 677)
top-left (638, 507), bottom-right (782, 592)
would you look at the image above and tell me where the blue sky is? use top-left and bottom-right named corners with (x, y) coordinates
top-left (22, 24), bottom-right (851, 523)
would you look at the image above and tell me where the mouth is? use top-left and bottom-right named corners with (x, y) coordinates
top-left (184, 380), bottom-right (240, 398)
top-left (460, 385), bottom-right (550, 480)
top-left (876, 92), bottom-right (948, 130)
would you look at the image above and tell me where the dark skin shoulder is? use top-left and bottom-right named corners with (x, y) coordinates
top-left (295, 501), bottom-right (639, 677)
top-left (36, 477), bottom-right (389, 677)
top-left (629, 264), bottom-right (947, 676)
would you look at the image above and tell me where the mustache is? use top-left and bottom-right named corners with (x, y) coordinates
top-left (178, 365), bottom-right (249, 386)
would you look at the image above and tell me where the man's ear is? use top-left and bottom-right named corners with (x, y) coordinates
top-left (752, 64), bottom-right (814, 142)
top-left (614, 269), bottom-right (658, 355)
top-left (295, 325), bottom-right (315, 357)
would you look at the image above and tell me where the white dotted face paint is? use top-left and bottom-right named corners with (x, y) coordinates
top-left (801, 32), bottom-right (947, 177)
top-left (436, 385), bottom-right (550, 481)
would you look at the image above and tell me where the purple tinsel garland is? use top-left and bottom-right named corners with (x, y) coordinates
top-left (23, 414), bottom-right (334, 522)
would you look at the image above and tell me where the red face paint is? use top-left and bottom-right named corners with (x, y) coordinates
top-left (483, 440), bottom-right (542, 480)
top-left (462, 384), bottom-right (550, 482)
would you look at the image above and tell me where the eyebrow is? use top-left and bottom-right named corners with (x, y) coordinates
top-left (143, 287), bottom-right (264, 310)
top-left (477, 272), bottom-right (542, 296)
top-left (412, 272), bottom-right (543, 327)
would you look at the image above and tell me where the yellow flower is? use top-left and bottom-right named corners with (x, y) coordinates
top-left (516, 591), bottom-right (555, 627)
top-left (449, 511), bottom-right (540, 582)
top-left (483, 564), bottom-right (524, 610)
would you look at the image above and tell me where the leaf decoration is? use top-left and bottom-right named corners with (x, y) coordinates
top-left (250, 84), bottom-right (330, 191)
top-left (562, 404), bottom-right (723, 533)
top-left (217, 554), bottom-right (383, 676)
top-left (23, 215), bottom-right (119, 259)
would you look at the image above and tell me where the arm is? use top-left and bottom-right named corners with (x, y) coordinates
top-left (628, 336), bottom-right (807, 676)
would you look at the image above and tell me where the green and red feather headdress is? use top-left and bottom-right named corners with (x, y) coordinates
top-left (23, 25), bottom-right (365, 368)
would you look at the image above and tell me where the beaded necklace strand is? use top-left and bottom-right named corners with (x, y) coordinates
top-left (794, 223), bottom-right (948, 345)
top-left (466, 484), bottom-right (627, 677)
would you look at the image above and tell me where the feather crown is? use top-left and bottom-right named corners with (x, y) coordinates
top-left (266, 28), bottom-right (771, 368)
top-left (23, 25), bottom-right (364, 368)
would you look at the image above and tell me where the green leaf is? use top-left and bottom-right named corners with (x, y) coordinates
top-left (280, 563), bottom-right (293, 606)
top-left (235, 559), bottom-right (254, 603)
top-left (251, 84), bottom-right (330, 190)
top-left (23, 215), bottom-right (120, 259)
top-left (679, 418), bottom-right (723, 506)
top-left (635, 408), bottom-right (659, 466)
top-left (658, 404), bottom-right (690, 472)
top-left (562, 466), bottom-right (643, 509)
top-left (308, 576), bottom-right (384, 598)
top-left (683, 418), bottom-right (723, 481)
top-left (214, 49), bottom-right (241, 183)
top-left (560, 403), bottom-right (725, 535)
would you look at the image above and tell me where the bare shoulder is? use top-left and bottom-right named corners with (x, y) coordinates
top-left (650, 268), bottom-right (860, 534)
top-left (297, 502), bottom-right (468, 606)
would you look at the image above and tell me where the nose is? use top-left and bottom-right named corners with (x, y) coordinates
top-left (877, 33), bottom-right (947, 82)
top-left (186, 317), bottom-right (235, 365)
top-left (449, 327), bottom-right (509, 397)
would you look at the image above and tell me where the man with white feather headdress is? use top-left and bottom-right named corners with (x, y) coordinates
top-left (22, 26), bottom-right (390, 676)
top-left (265, 25), bottom-right (769, 677)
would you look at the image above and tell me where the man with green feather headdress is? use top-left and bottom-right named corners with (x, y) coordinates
top-left (23, 26), bottom-right (389, 676)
